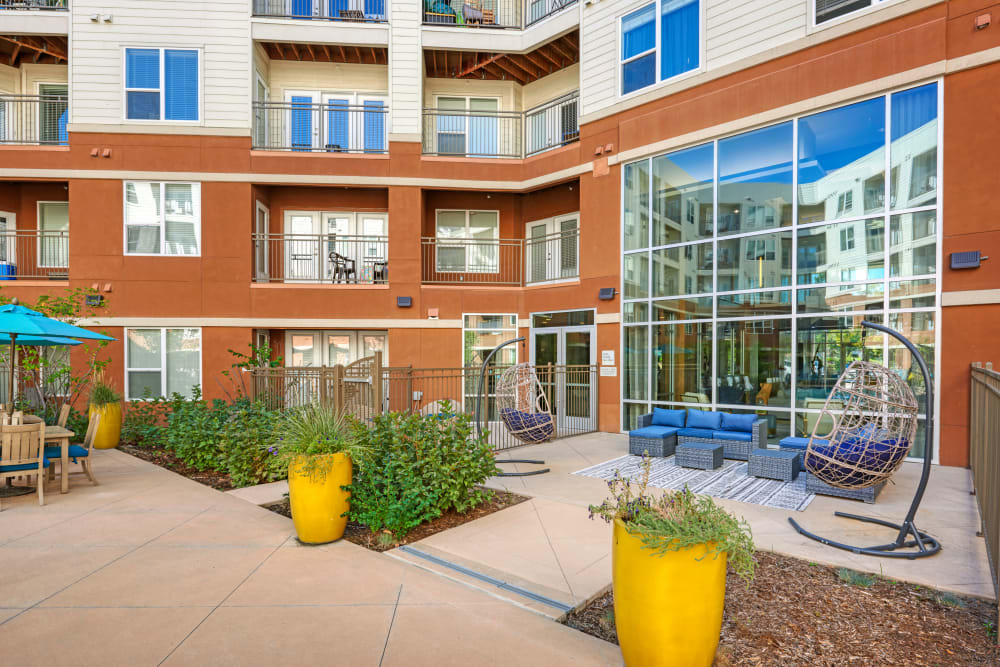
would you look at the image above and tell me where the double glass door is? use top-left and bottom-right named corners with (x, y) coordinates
top-left (525, 214), bottom-right (579, 283)
top-left (530, 315), bottom-right (595, 432)
top-left (283, 211), bottom-right (387, 283)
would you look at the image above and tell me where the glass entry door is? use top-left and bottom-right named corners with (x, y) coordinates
top-left (530, 319), bottom-right (595, 432)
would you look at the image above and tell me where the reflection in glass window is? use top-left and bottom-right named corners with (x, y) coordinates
top-left (652, 143), bottom-right (713, 245)
top-left (653, 296), bottom-right (712, 321)
top-left (891, 83), bottom-right (938, 209)
top-left (653, 243), bottom-right (712, 296)
top-left (718, 123), bottom-right (793, 236)
top-left (717, 291), bottom-right (792, 318)
top-left (797, 97), bottom-right (885, 224)
top-left (717, 231), bottom-right (791, 291)
top-left (890, 211), bottom-right (936, 277)
top-left (624, 160), bottom-right (650, 250)
top-left (624, 302), bottom-right (649, 323)
top-left (795, 315), bottom-right (883, 408)
top-left (716, 319), bottom-right (792, 408)
top-left (889, 280), bottom-right (935, 308)
top-left (797, 218), bottom-right (884, 285)
top-left (888, 310), bottom-right (935, 406)
top-left (624, 252), bottom-right (650, 298)
top-left (652, 322), bottom-right (712, 403)
top-left (797, 283), bottom-right (883, 314)
top-left (624, 326), bottom-right (649, 400)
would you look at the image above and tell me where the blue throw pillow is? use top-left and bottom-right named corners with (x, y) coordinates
top-left (686, 409), bottom-right (722, 430)
top-left (652, 408), bottom-right (686, 428)
top-left (720, 413), bottom-right (757, 433)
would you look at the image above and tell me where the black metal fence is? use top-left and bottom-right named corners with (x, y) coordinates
top-left (0, 94), bottom-right (68, 145)
top-left (253, 234), bottom-right (388, 284)
top-left (0, 231), bottom-right (69, 280)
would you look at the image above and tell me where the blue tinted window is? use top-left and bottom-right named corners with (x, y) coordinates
top-left (891, 83), bottom-right (937, 209)
top-left (126, 48), bottom-right (199, 122)
top-left (718, 123), bottom-right (793, 235)
top-left (622, 1), bottom-right (700, 94)
top-left (797, 97), bottom-right (885, 223)
top-left (623, 53), bottom-right (656, 94)
top-left (652, 142), bottom-right (713, 245)
top-left (126, 49), bottom-right (159, 89)
top-left (127, 92), bottom-right (160, 120)
top-left (622, 4), bottom-right (655, 60)
top-left (661, 0), bottom-right (699, 80)
top-left (164, 50), bottom-right (198, 121)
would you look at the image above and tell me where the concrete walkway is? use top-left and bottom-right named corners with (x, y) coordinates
top-left (0, 449), bottom-right (621, 666)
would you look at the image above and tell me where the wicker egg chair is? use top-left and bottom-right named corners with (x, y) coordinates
top-left (496, 363), bottom-right (555, 445)
top-left (788, 320), bottom-right (941, 559)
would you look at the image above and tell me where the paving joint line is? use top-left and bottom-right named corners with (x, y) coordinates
top-left (378, 585), bottom-right (403, 667)
top-left (529, 499), bottom-right (577, 600)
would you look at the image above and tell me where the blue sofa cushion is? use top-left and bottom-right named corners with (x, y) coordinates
top-left (686, 409), bottom-right (722, 430)
top-left (0, 458), bottom-right (50, 473)
top-left (720, 413), bottom-right (757, 433)
top-left (630, 425), bottom-right (680, 439)
top-left (677, 427), bottom-right (716, 439)
top-left (651, 408), bottom-right (686, 428)
top-left (779, 436), bottom-right (830, 451)
top-left (44, 445), bottom-right (89, 460)
top-left (711, 430), bottom-right (752, 442)
top-left (805, 433), bottom-right (909, 487)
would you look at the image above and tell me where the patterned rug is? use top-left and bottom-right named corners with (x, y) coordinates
top-left (573, 455), bottom-right (816, 512)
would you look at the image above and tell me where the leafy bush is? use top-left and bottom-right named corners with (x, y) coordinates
top-left (165, 387), bottom-right (231, 471)
top-left (220, 399), bottom-right (285, 487)
top-left (121, 394), bottom-right (169, 447)
top-left (348, 410), bottom-right (499, 538)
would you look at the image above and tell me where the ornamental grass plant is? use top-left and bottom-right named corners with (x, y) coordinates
top-left (267, 402), bottom-right (369, 481)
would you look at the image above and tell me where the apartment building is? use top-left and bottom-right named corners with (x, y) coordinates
top-left (0, 0), bottom-right (995, 465)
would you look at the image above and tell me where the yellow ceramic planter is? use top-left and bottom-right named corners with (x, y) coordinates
top-left (288, 453), bottom-right (352, 545)
top-left (612, 518), bottom-right (726, 667)
top-left (89, 402), bottom-right (122, 450)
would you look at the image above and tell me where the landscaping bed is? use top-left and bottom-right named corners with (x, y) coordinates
top-left (562, 550), bottom-right (998, 666)
top-left (264, 488), bottom-right (528, 552)
top-left (120, 442), bottom-right (235, 491)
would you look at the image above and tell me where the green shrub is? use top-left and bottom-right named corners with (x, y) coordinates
top-left (165, 387), bottom-right (231, 471)
top-left (220, 399), bottom-right (285, 487)
top-left (89, 379), bottom-right (121, 407)
top-left (348, 410), bottom-right (499, 538)
top-left (121, 393), bottom-right (169, 447)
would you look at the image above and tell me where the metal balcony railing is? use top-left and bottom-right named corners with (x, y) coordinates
top-left (252, 100), bottom-right (388, 153)
top-left (253, 233), bottom-right (388, 284)
top-left (0, 231), bottom-right (69, 280)
top-left (422, 0), bottom-right (577, 29)
top-left (0, 94), bottom-right (68, 146)
top-left (252, 0), bottom-right (386, 21)
top-left (0, 0), bottom-right (67, 8)
top-left (422, 90), bottom-right (578, 159)
top-left (421, 227), bottom-right (579, 285)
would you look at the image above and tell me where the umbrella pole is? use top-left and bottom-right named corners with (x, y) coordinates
top-left (8, 332), bottom-right (15, 409)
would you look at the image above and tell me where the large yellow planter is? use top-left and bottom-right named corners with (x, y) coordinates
top-left (89, 402), bottom-right (122, 450)
top-left (612, 518), bottom-right (726, 667)
top-left (288, 453), bottom-right (352, 545)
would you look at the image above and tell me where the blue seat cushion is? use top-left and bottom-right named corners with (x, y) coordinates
top-left (711, 430), bottom-right (752, 442)
top-left (805, 434), bottom-right (909, 487)
top-left (651, 408), bottom-right (686, 428)
top-left (677, 427), bottom-right (716, 439)
top-left (44, 445), bottom-right (89, 459)
top-left (686, 409), bottom-right (722, 430)
top-left (500, 408), bottom-right (552, 431)
top-left (0, 458), bottom-right (50, 472)
top-left (778, 436), bottom-right (830, 451)
top-left (720, 413), bottom-right (757, 433)
top-left (630, 425), bottom-right (680, 439)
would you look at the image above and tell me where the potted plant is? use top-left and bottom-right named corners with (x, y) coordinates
top-left (269, 402), bottom-right (368, 545)
top-left (590, 458), bottom-right (755, 667)
top-left (88, 374), bottom-right (122, 450)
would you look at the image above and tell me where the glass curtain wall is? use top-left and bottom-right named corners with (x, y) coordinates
top-left (622, 83), bottom-right (940, 456)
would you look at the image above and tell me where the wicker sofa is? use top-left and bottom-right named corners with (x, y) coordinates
top-left (629, 408), bottom-right (766, 461)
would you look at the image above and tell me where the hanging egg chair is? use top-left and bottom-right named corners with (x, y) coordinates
top-left (496, 362), bottom-right (555, 445)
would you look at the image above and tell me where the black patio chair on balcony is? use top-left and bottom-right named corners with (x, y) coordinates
top-left (329, 252), bottom-right (357, 283)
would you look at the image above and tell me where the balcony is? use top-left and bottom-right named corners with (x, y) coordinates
top-left (253, 233), bottom-right (388, 284)
top-left (0, 94), bottom-right (68, 146)
top-left (422, 90), bottom-right (578, 159)
top-left (421, 226), bottom-right (579, 286)
top-left (0, 230), bottom-right (69, 280)
top-left (252, 100), bottom-right (387, 153)
top-left (423, 0), bottom-right (577, 29)
top-left (0, 0), bottom-right (66, 8)
top-left (252, 0), bottom-right (386, 22)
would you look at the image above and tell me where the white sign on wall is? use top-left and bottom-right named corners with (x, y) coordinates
top-left (601, 350), bottom-right (615, 366)
top-left (600, 366), bottom-right (618, 377)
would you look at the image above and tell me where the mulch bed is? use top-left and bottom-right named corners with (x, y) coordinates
top-left (119, 443), bottom-right (235, 491)
top-left (264, 488), bottom-right (529, 552)
top-left (563, 550), bottom-right (999, 666)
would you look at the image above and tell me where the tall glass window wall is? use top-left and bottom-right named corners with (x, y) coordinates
top-left (622, 83), bottom-right (939, 458)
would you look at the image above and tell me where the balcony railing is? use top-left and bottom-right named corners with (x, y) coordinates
top-left (0, 94), bottom-right (68, 146)
top-left (253, 233), bottom-right (388, 284)
top-left (0, 0), bottom-right (67, 9)
top-left (252, 0), bottom-right (386, 22)
top-left (421, 227), bottom-right (579, 285)
top-left (422, 0), bottom-right (577, 29)
top-left (0, 231), bottom-right (69, 280)
top-left (252, 101), bottom-right (388, 153)
top-left (422, 90), bottom-right (578, 159)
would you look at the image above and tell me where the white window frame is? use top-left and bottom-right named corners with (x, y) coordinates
top-left (618, 0), bottom-right (705, 99)
top-left (284, 330), bottom-right (389, 367)
top-left (124, 327), bottom-right (203, 401)
top-left (811, 0), bottom-right (896, 29)
top-left (283, 89), bottom-right (388, 152)
top-left (432, 95), bottom-right (502, 156)
top-left (121, 47), bottom-right (203, 124)
top-left (434, 209), bottom-right (500, 274)
top-left (36, 200), bottom-right (69, 269)
top-left (123, 181), bottom-right (202, 257)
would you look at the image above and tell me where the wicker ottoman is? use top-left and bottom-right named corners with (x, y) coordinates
top-left (749, 449), bottom-right (800, 482)
top-left (675, 442), bottom-right (723, 470)
top-left (629, 432), bottom-right (677, 457)
top-left (803, 472), bottom-right (886, 504)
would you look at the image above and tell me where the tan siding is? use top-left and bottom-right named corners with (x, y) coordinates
top-left (522, 64), bottom-right (579, 111)
top-left (706, 0), bottom-right (807, 69)
top-left (268, 61), bottom-right (388, 101)
top-left (389, 0), bottom-right (422, 136)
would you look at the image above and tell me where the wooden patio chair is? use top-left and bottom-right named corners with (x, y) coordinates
top-left (47, 412), bottom-right (101, 487)
top-left (0, 422), bottom-right (47, 508)
top-left (56, 403), bottom-right (70, 428)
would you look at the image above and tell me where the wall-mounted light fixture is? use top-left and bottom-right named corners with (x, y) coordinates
top-left (598, 287), bottom-right (617, 301)
top-left (396, 296), bottom-right (412, 308)
top-left (951, 251), bottom-right (989, 270)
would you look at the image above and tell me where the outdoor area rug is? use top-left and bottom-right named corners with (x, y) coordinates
top-left (573, 455), bottom-right (816, 512)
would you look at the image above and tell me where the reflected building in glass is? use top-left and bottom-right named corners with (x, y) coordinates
top-left (622, 83), bottom-right (939, 456)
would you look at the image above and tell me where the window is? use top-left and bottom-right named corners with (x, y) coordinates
top-left (284, 330), bottom-right (387, 367)
top-left (124, 182), bottom-right (200, 256)
top-left (125, 48), bottom-right (199, 121)
top-left (839, 226), bottom-right (855, 251)
top-left (621, 0), bottom-right (700, 95)
top-left (126, 328), bottom-right (201, 400)
top-left (836, 191), bottom-right (853, 215)
top-left (435, 210), bottom-right (499, 273)
top-left (435, 96), bottom-right (499, 157)
top-left (38, 202), bottom-right (69, 268)
top-left (815, 0), bottom-right (889, 25)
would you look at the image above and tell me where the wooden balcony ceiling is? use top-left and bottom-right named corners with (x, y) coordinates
top-left (260, 42), bottom-right (388, 65)
top-left (424, 30), bottom-right (578, 85)
top-left (0, 35), bottom-right (67, 67)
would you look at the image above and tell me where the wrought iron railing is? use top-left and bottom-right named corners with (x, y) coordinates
top-left (422, 0), bottom-right (577, 29)
top-left (252, 100), bottom-right (388, 153)
top-left (0, 231), bottom-right (69, 280)
top-left (524, 226), bottom-right (579, 283)
top-left (252, 0), bottom-right (386, 21)
top-left (252, 233), bottom-right (388, 284)
top-left (0, 94), bottom-right (68, 146)
top-left (422, 91), bottom-right (578, 158)
top-left (0, 0), bottom-right (67, 8)
top-left (970, 361), bottom-right (1000, 631)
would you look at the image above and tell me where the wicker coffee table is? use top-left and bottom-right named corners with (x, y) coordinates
top-left (749, 449), bottom-right (800, 482)
top-left (676, 442), bottom-right (723, 470)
